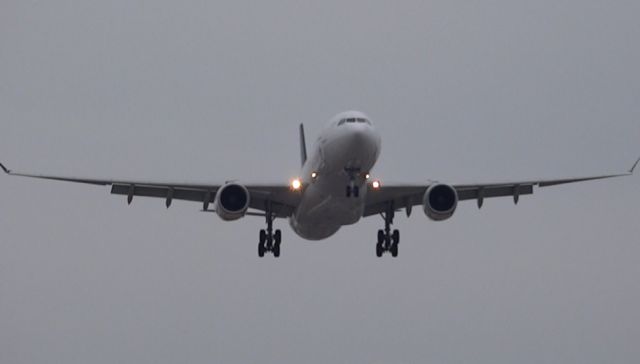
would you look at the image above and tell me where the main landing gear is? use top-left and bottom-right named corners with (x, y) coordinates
top-left (376, 204), bottom-right (399, 257)
top-left (258, 204), bottom-right (281, 258)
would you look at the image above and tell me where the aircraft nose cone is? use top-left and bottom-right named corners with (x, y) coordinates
top-left (345, 124), bottom-right (380, 158)
top-left (322, 122), bottom-right (381, 173)
top-left (350, 124), bottom-right (378, 147)
top-left (350, 125), bottom-right (368, 143)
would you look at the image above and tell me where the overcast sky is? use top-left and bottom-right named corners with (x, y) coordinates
top-left (1, 1), bottom-right (639, 363)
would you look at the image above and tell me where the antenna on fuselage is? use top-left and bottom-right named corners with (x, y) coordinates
top-left (299, 123), bottom-right (307, 167)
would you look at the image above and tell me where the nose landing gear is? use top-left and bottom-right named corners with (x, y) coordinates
top-left (346, 184), bottom-right (360, 198)
top-left (344, 168), bottom-right (362, 198)
top-left (376, 204), bottom-right (399, 257)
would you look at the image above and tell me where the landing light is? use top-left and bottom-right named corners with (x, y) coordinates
top-left (311, 172), bottom-right (318, 179)
top-left (291, 178), bottom-right (302, 190)
top-left (365, 173), bottom-right (370, 180)
top-left (372, 180), bottom-right (381, 189)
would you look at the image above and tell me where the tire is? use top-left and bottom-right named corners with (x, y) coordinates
top-left (390, 243), bottom-right (398, 257)
top-left (376, 243), bottom-right (383, 257)
top-left (273, 230), bottom-right (281, 257)
top-left (377, 230), bottom-right (385, 244)
top-left (274, 230), bottom-right (282, 244)
top-left (353, 186), bottom-right (359, 198)
top-left (259, 229), bottom-right (266, 244)
top-left (346, 186), bottom-right (351, 198)
top-left (258, 242), bottom-right (265, 257)
top-left (273, 243), bottom-right (280, 257)
top-left (392, 230), bottom-right (400, 244)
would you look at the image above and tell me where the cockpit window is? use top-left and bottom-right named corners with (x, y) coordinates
top-left (338, 117), bottom-right (371, 126)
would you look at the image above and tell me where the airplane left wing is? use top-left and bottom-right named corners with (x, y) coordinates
top-left (0, 163), bottom-right (299, 217)
top-left (364, 157), bottom-right (639, 217)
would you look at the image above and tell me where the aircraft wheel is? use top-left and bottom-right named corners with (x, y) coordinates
top-left (376, 243), bottom-right (383, 257)
top-left (390, 242), bottom-right (398, 257)
top-left (353, 186), bottom-right (360, 198)
top-left (259, 230), bottom-right (267, 244)
top-left (392, 229), bottom-right (400, 244)
top-left (258, 230), bottom-right (267, 257)
top-left (273, 230), bottom-right (282, 257)
top-left (273, 243), bottom-right (280, 257)
top-left (274, 230), bottom-right (282, 244)
top-left (377, 230), bottom-right (385, 245)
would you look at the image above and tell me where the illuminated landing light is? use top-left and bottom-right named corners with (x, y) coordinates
top-left (372, 180), bottom-right (381, 189)
top-left (311, 172), bottom-right (318, 179)
top-left (291, 178), bottom-right (302, 190)
top-left (365, 173), bottom-right (371, 180)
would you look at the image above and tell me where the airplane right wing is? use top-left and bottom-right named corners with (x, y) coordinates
top-left (0, 162), bottom-right (300, 217)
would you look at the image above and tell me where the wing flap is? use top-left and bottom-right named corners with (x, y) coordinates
top-left (110, 183), bottom-right (298, 216)
top-left (457, 184), bottom-right (534, 201)
top-left (111, 184), bottom-right (210, 203)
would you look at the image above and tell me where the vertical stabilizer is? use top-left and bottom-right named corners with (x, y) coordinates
top-left (299, 123), bottom-right (307, 167)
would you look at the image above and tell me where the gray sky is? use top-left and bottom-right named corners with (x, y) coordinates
top-left (1, 1), bottom-right (639, 363)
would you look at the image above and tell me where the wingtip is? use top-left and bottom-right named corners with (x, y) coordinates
top-left (0, 162), bottom-right (10, 174)
top-left (630, 157), bottom-right (640, 174)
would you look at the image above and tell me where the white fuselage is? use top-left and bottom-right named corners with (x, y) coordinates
top-left (289, 111), bottom-right (382, 240)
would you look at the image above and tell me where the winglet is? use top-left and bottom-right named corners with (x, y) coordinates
top-left (0, 162), bottom-right (10, 174)
top-left (630, 157), bottom-right (640, 174)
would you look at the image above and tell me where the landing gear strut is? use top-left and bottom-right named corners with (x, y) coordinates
top-left (376, 203), bottom-right (399, 257)
top-left (259, 202), bottom-right (281, 257)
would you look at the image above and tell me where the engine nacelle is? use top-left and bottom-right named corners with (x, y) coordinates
top-left (423, 184), bottom-right (458, 221)
top-left (214, 183), bottom-right (250, 221)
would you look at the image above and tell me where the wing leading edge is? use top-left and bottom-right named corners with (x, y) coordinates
top-left (364, 157), bottom-right (640, 217)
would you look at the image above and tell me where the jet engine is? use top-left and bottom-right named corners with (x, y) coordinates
top-left (423, 184), bottom-right (458, 221)
top-left (214, 183), bottom-right (250, 221)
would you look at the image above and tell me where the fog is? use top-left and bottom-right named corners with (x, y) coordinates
top-left (1, 1), bottom-right (639, 363)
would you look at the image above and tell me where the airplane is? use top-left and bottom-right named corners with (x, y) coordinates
top-left (2, 110), bottom-right (639, 258)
